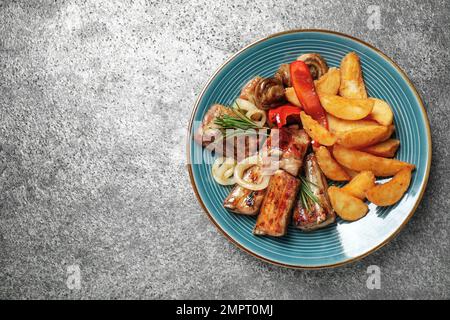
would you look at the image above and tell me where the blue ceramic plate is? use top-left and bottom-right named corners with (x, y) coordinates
top-left (187, 30), bottom-right (431, 268)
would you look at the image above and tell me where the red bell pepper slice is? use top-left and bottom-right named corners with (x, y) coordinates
top-left (268, 104), bottom-right (302, 128)
top-left (290, 60), bottom-right (328, 128)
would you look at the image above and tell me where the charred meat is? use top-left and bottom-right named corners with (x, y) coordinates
top-left (223, 165), bottom-right (266, 215)
top-left (261, 126), bottom-right (310, 177)
top-left (254, 170), bottom-right (300, 237)
top-left (239, 76), bottom-right (262, 103)
top-left (293, 153), bottom-right (335, 231)
top-left (193, 104), bottom-right (266, 161)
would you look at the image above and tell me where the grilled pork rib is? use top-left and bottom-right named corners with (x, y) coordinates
top-left (254, 170), bottom-right (300, 237)
top-left (293, 153), bottom-right (335, 231)
top-left (223, 126), bottom-right (309, 216)
top-left (223, 165), bottom-right (266, 215)
top-left (262, 127), bottom-right (310, 177)
top-left (193, 104), bottom-right (266, 161)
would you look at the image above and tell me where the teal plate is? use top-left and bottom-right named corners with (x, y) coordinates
top-left (187, 30), bottom-right (431, 269)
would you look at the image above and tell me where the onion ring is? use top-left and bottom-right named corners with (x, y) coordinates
top-left (212, 157), bottom-right (236, 185)
top-left (233, 155), bottom-right (270, 191)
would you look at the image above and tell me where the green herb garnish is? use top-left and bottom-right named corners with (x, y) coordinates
top-left (299, 176), bottom-right (320, 211)
top-left (213, 103), bottom-right (268, 142)
top-left (214, 105), bottom-right (262, 130)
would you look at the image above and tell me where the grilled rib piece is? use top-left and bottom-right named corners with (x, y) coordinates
top-left (223, 165), bottom-right (266, 215)
top-left (293, 153), bottom-right (335, 231)
top-left (254, 170), bottom-right (300, 237)
top-left (193, 104), bottom-right (266, 161)
top-left (222, 126), bottom-right (309, 216)
top-left (262, 127), bottom-right (310, 177)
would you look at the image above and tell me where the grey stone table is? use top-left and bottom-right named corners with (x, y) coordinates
top-left (0, 0), bottom-right (449, 299)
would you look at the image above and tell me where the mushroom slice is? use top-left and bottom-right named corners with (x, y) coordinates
top-left (297, 53), bottom-right (329, 80)
top-left (254, 77), bottom-right (286, 110)
top-left (274, 64), bottom-right (291, 87)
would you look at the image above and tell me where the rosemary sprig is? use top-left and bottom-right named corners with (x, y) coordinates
top-left (214, 105), bottom-right (262, 130)
top-left (299, 176), bottom-right (320, 211)
top-left (213, 103), bottom-right (268, 142)
top-left (214, 114), bottom-right (259, 130)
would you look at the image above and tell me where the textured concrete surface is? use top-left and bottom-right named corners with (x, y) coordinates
top-left (0, 0), bottom-right (449, 300)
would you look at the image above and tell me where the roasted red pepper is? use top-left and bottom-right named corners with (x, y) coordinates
top-left (268, 104), bottom-right (302, 128)
top-left (290, 60), bottom-right (328, 128)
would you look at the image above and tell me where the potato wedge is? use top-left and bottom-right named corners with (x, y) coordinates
top-left (369, 98), bottom-right (394, 126)
top-left (328, 186), bottom-right (369, 221)
top-left (378, 124), bottom-right (395, 142)
top-left (362, 139), bottom-right (400, 158)
top-left (332, 145), bottom-right (415, 177)
top-left (327, 114), bottom-right (379, 133)
top-left (320, 95), bottom-right (374, 120)
top-left (339, 52), bottom-right (368, 99)
top-left (314, 67), bottom-right (340, 96)
top-left (300, 112), bottom-right (336, 146)
top-left (315, 146), bottom-right (350, 181)
top-left (336, 125), bottom-right (390, 148)
top-left (285, 87), bottom-right (301, 107)
top-left (342, 171), bottom-right (375, 200)
top-left (366, 168), bottom-right (412, 206)
top-left (344, 167), bottom-right (359, 178)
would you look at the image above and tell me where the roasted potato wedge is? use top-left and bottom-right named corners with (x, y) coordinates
top-left (362, 139), bottom-right (400, 158)
top-left (333, 145), bottom-right (415, 177)
top-left (336, 125), bottom-right (390, 149)
top-left (342, 171), bottom-right (375, 200)
top-left (369, 98), bottom-right (394, 126)
top-left (344, 167), bottom-right (360, 178)
top-left (300, 112), bottom-right (336, 146)
top-left (327, 114), bottom-right (379, 133)
top-left (285, 87), bottom-right (301, 107)
top-left (328, 186), bottom-right (369, 221)
top-left (315, 146), bottom-right (350, 181)
top-left (314, 67), bottom-right (340, 96)
top-left (378, 124), bottom-right (395, 142)
top-left (320, 95), bottom-right (374, 120)
top-left (339, 52), bottom-right (368, 99)
top-left (366, 168), bottom-right (412, 206)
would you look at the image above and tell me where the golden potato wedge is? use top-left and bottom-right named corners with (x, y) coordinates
top-left (344, 167), bottom-right (360, 178)
top-left (327, 114), bottom-right (379, 133)
top-left (285, 87), bottom-right (301, 107)
top-left (328, 186), bottom-right (369, 221)
top-left (366, 168), bottom-right (412, 206)
top-left (339, 52), bottom-right (368, 99)
top-left (332, 145), bottom-right (415, 177)
top-left (314, 67), bottom-right (340, 96)
top-left (378, 124), bottom-right (395, 142)
top-left (362, 139), bottom-right (400, 158)
top-left (336, 125), bottom-right (390, 149)
top-left (342, 171), bottom-right (375, 200)
top-left (315, 146), bottom-right (350, 181)
top-left (320, 95), bottom-right (374, 120)
top-left (300, 111), bottom-right (336, 146)
top-left (369, 98), bottom-right (394, 126)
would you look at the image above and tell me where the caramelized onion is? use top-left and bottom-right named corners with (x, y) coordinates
top-left (234, 155), bottom-right (270, 191)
